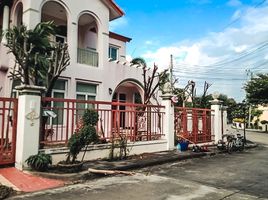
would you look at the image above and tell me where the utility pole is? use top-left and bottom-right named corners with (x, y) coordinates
top-left (245, 69), bottom-right (253, 128)
top-left (170, 54), bottom-right (174, 90)
top-left (243, 102), bottom-right (247, 145)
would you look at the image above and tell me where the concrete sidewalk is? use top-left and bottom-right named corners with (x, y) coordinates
top-left (0, 167), bottom-right (64, 193)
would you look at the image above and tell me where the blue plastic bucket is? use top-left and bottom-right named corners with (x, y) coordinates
top-left (179, 142), bottom-right (189, 151)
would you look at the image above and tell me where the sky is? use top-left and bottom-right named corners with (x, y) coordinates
top-left (110, 0), bottom-right (268, 102)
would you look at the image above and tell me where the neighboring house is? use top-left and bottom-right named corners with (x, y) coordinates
top-left (252, 105), bottom-right (268, 131)
top-left (0, 0), bottom-right (144, 104)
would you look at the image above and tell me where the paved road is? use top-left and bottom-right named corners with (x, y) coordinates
top-left (246, 131), bottom-right (268, 145)
top-left (9, 131), bottom-right (268, 200)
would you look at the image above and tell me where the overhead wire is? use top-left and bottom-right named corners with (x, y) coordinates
top-left (172, 0), bottom-right (268, 92)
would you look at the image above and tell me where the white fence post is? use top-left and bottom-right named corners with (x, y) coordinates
top-left (161, 94), bottom-right (175, 150)
top-left (210, 96), bottom-right (222, 143)
top-left (222, 108), bottom-right (228, 133)
top-left (15, 85), bottom-right (45, 170)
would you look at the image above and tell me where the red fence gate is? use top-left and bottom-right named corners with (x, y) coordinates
top-left (0, 97), bottom-right (18, 165)
top-left (174, 107), bottom-right (214, 144)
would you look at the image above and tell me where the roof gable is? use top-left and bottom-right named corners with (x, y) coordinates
top-left (101, 0), bottom-right (124, 21)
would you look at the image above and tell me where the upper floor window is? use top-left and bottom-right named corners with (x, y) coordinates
top-left (41, 2), bottom-right (67, 44)
top-left (55, 34), bottom-right (67, 43)
top-left (109, 46), bottom-right (119, 61)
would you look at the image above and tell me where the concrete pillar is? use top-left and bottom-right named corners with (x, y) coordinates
top-left (15, 85), bottom-right (45, 170)
top-left (68, 17), bottom-right (78, 65)
top-left (222, 109), bottom-right (227, 133)
top-left (1, 5), bottom-right (10, 44)
top-left (211, 99), bottom-right (222, 143)
top-left (161, 94), bottom-right (175, 150)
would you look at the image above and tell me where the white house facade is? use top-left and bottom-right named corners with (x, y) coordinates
top-left (0, 0), bottom-right (144, 104)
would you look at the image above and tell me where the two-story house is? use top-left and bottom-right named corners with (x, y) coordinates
top-left (0, 0), bottom-right (144, 105)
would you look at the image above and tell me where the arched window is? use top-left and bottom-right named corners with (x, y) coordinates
top-left (41, 1), bottom-right (67, 43)
top-left (14, 2), bottom-right (23, 27)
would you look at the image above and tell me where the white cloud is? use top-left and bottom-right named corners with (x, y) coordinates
top-left (145, 40), bottom-right (153, 45)
top-left (231, 10), bottom-right (242, 21)
top-left (141, 5), bottom-right (268, 101)
top-left (109, 17), bottom-right (128, 31)
top-left (126, 55), bottom-right (133, 62)
top-left (227, 0), bottom-right (242, 7)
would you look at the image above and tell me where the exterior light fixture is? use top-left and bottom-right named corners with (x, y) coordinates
top-left (109, 88), bottom-right (113, 95)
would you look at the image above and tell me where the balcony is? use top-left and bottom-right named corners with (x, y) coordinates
top-left (77, 48), bottom-right (99, 67)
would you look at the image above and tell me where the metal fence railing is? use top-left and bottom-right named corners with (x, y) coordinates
top-left (0, 97), bottom-right (18, 165)
top-left (174, 107), bottom-right (214, 144)
top-left (41, 97), bottom-right (165, 148)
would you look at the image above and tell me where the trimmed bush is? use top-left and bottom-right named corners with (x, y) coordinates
top-left (26, 153), bottom-right (52, 171)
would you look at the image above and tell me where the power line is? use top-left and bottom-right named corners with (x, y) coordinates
top-left (174, 73), bottom-right (247, 81)
top-left (174, 40), bottom-right (268, 70)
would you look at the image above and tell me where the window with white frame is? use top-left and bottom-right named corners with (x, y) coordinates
top-left (109, 45), bottom-right (119, 61)
top-left (52, 79), bottom-right (67, 125)
top-left (76, 82), bottom-right (97, 118)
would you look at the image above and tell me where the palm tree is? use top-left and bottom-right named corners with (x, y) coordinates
top-left (5, 21), bottom-right (70, 144)
top-left (5, 21), bottom-right (70, 98)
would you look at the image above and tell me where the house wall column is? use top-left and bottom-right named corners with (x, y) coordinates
top-left (22, 0), bottom-right (41, 29)
top-left (1, 5), bottom-right (10, 44)
top-left (15, 85), bottom-right (45, 170)
top-left (211, 98), bottom-right (222, 143)
top-left (161, 94), bottom-right (175, 150)
top-left (68, 16), bottom-right (78, 66)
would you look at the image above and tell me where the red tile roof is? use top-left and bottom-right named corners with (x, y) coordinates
top-left (109, 31), bottom-right (132, 43)
top-left (108, 0), bottom-right (124, 17)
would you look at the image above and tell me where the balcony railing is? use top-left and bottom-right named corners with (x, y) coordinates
top-left (77, 48), bottom-right (99, 67)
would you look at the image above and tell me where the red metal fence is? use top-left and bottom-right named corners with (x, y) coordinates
top-left (174, 107), bottom-right (214, 144)
top-left (0, 97), bottom-right (18, 165)
top-left (41, 98), bottom-right (165, 148)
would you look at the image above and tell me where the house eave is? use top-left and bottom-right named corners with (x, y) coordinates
top-left (101, 0), bottom-right (124, 21)
top-left (109, 31), bottom-right (132, 43)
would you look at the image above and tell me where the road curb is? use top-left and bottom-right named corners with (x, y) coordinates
top-left (27, 151), bottom-right (214, 181)
top-left (26, 143), bottom-right (257, 182)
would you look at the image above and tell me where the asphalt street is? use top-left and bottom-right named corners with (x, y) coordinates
top-left (9, 130), bottom-right (268, 200)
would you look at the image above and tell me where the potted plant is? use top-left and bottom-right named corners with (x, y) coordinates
top-left (58, 109), bottom-right (99, 172)
top-left (26, 152), bottom-right (52, 171)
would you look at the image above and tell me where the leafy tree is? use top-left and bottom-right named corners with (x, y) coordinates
top-left (245, 73), bottom-right (268, 105)
top-left (5, 21), bottom-right (70, 98)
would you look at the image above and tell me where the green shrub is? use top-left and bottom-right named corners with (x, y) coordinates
top-left (83, 109), bottom-right (99, 126)
top-left (261, 120), bottom-right (268, 125)
top-left (66, 109), bottom-right (99, 164)
top-left (26, 153), bottom-right (52, 171)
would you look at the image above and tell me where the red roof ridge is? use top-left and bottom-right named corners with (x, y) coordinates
top-left (108, 0), bottom-right (124, 16)
top-left (109, 31), bottom-right (132, 43)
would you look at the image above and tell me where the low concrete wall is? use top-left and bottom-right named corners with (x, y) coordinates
top-left (41, 140), bottom-right (168, 164)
